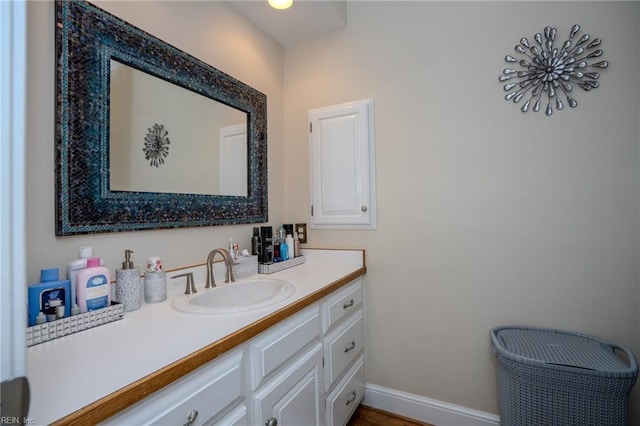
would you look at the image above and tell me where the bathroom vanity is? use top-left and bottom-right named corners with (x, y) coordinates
top-left (27, 248), bottom-right (366, 426)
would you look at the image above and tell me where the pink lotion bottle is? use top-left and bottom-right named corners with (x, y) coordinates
top-left (76, 257), bottom-right (111, 313)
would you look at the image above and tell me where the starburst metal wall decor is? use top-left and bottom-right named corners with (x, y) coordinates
top-left (499, 24), bottom-right (608, 116)
top-left (143, 123), bottom-right (171, 167)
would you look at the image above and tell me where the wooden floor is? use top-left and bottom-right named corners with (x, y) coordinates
top-left (348, 404), bottom-right (433, 426)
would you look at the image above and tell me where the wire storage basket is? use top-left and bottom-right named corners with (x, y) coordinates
top-left (491, 326), bottom-right (638, 426)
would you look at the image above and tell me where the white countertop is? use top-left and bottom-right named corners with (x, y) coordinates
top-left (26, 249), bottom-right (364, 425)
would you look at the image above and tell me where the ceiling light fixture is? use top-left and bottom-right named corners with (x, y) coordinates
top-left (267, 0), bottom-right (293, 10)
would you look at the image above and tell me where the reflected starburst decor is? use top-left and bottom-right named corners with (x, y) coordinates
top-left (499, 25), bottom-right (608, 116)
top-left (143, 123), bottom-right (171, 167)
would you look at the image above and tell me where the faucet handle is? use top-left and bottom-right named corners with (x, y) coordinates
top-left (171, 272), bottom-right (197, 295)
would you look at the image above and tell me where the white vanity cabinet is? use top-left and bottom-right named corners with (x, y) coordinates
top-left (101, 278), bottom-right (364, 426)
top-left (101, 348), bottom-right (246, 426)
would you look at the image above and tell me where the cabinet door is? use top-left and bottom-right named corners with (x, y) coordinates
top-left (309, 98), bottom-right (376, 229)
top-left (253, 343), bottom-right (324, 426)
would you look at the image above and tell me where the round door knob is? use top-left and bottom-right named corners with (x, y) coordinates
top-left (361, 205), bottom-right (368, 212)
top-left (265, 418), bottom-right (278, 426)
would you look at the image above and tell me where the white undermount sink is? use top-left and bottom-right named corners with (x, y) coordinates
top-left (172, 278), bottom-right (295, 315)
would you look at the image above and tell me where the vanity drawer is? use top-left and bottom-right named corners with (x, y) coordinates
top-left (322, 279), bottom-right (363, 333)
top-left (324, 310), bottom-right (364, 391)
top-left (250, 304), bottom-right (321, 390)
top-left (326, 355), bottom-right (365, 426)
top-left (102, 349), bottom-right (243, 426)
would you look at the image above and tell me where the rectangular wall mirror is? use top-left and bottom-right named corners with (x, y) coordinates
top-left (55, 0), bottom-right (268, 235)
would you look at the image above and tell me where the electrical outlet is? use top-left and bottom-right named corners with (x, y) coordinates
top-left (295, 223), bottom-right (307, 243)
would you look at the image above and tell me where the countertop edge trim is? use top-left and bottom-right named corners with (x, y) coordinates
top-left (51, 265), bottom-right (366, 426)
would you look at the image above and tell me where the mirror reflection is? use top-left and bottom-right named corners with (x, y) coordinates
top-left (109, 60), bottom-right (248, 196)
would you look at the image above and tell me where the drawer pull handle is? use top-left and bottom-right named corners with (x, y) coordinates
top-left (183, 410), bottom-right (198, 426)
top-left (265, 417), bottom-right (278, 426)
top-left (344, 340), bottom-right (356, 353)
top-left (343, 299), bottom-right (355, 309)
top-left (345, 391), bottom-right (357, 405)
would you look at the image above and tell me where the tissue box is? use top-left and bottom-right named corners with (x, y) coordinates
top-left (233, 255), bottom-right (258, 279)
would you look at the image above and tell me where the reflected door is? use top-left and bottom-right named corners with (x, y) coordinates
top-left (219, 124), bottom-right (248, 196)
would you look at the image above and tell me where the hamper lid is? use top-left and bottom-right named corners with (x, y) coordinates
top-left (494, 328), bottom-right (628, 371)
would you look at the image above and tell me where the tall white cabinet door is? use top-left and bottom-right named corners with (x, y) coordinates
top-left (309, 98), bottom-right (376, 229)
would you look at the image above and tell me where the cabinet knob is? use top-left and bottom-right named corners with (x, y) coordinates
top-left (183, 410), bottom-right (198, 426)
top-left (346, 391), bottom-right (357, 405)
top-left (361, 205), bottom-right (368, 212)
top-left (265, 417), bottom-right (278, 426)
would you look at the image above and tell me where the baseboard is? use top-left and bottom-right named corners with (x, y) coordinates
top-left (362, 383), bottom-right (500, 426)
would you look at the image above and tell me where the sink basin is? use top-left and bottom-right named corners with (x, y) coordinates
top-left (172, 278), bottom-right (295, 314)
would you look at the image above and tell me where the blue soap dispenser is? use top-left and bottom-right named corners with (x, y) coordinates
top-left (28, 268), bottom-right (71, 326)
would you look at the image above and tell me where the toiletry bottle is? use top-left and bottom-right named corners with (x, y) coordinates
top-left (76, 257), bottom-right (111, 313)
top-left (273, 230), bottom-right (281, 261)
top-left (28, 268), bottom-right (71, 326)
top-left (294, 232), bottom-right (301, 257)
top-left (260, 226), bottom-right (274, 264)
top-left (252, 227), bottom-right (262, 263)
top-left (66, 246), bottom-right (93, 309)
top-left (275, 225), bottom-right (286, 261)
top-left (285, 233), bottom-right (294, 260)
top-left (280, 236), bottom-right (289, 261)
top-left (144, 256), bottom-right (167, 303)
top-left (284, 224), bottom-right (294, 238)
top-left (115, 249), bottom-right (141, 312)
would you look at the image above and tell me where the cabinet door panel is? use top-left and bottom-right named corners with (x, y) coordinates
top-left (253, 343), bottom-right (324, 426)
top-left (309, 98), bottom-right (376, 229)
top-left (274, 369), bottom-right (318, 425)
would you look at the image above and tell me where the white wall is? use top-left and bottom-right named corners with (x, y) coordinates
top-left (25, 1), bottom-right (284, 282)
top-left (283, 1), bottom-right (640, 417)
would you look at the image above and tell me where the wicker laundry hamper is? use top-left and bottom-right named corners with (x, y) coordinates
top-left (491, 326), bottom-right (638, 426)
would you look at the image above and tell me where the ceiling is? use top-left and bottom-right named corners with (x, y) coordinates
top-left (228, 1), bottom-right (348, 46)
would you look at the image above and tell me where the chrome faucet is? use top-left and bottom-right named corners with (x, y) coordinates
top-left (205, 248), bottom-right (235, 288)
